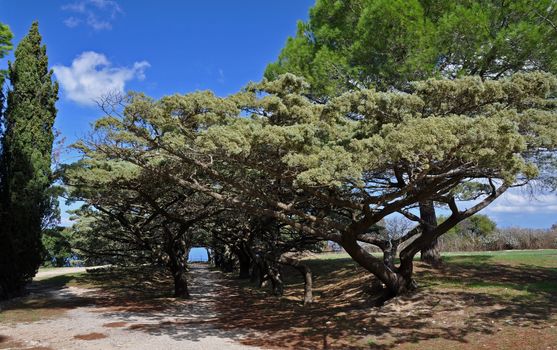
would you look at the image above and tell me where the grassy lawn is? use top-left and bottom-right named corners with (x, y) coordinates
top-left (311, 249), bottom-right (557, 300)
top-left (442, 249), bottom-right (557, 267)
top-left (316, 249), bottom-right (557, 266)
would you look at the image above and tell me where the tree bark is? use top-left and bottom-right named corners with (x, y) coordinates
top-left (279, 254), bottom-right (313, 305)
top-left (172, 269), bottom-right (190, 298)
top-left (163, 227), bottom-right (190, 299)
top-left (206, 249), bottom-right (213, 265)
top-left (341, 234), bottom-right (415, 305)
top-left (236, 248), bottom-right (252, 279)
top-left (250, 260), bottom-right (262, 284)
top-left (382, 242), bottom-right (399, 270)
top-left (300, 265), bottom-right (313, 305)
top-left (419, 200), bottom-right (442, 265)
top-left (265, 259), bottom-right (284, 296)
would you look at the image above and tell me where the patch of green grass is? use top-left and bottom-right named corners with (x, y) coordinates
top-left (33, 272), bottom-right (85, 284)
top-left (418, 250), bottom-right (557, 301)
top-left (310, 249), bottom-right (557, 303)
top-left (442, 249), bottom-right (557, 268)
top-left (316, 249), bottom-right (557, 268)
top-left (423, 278), bottom-right (557, 300)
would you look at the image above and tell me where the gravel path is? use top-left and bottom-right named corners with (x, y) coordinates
top-left (0, 265), bottom-right (262, 350)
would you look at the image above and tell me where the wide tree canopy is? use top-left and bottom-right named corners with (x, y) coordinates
top-left (75, 71), bottom-right (557, 300)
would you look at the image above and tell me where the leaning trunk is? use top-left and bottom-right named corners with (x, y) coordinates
top-left (341, 234), bottom-right (415, 305)
top-left (419, 200), bottom-right (442, 265)
top-left (250, 260), bottom-right (262, 285)
top-left (168, 255), bottom-right (190, 298)
top-left (420, 240), bottom-right (441, 264)
top-left (382, 242), bottom-right (398, 270)
top-left (206, 249), bottom-right (213, 266)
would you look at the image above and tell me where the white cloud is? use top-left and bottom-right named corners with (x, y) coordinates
top-left (53, 51), bottom-right (150, 106)
top-left (217, 68), bottom-right (225, 84)
top-left (62, 0), bottom-right (123, 30)
top-left (484, 189), bottom-right (557, 214)
top-left (63, 17), bottom-right (81, 28)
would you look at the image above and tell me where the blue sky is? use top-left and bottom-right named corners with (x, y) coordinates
top-left (1, 0), bottom-right (556, 229)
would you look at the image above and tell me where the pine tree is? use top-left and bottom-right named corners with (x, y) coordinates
top-left (0, 22), bottom-right (58, 299)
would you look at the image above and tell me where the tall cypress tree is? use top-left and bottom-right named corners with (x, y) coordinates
top-left (0, 22), bottom-right (13, 132)
top-left (0, 22), bottom-right (58, 299)
top-left (0, 21), bottom-right (14, 299)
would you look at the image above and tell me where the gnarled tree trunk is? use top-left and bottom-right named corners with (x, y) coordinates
top-left (419, 200), bottom-right (441, 265)
top-left (341, 234), bottom-right (416, 305)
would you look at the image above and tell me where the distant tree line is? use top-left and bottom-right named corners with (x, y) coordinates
top-left (437, 216), bottom-right (557, 252)
top-left (375, 215), bottom-right (557, 254)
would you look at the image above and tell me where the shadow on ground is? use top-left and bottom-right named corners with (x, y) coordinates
top-left (1, 264), bottom-right (254, 345)
top-left (88, 265), bottom-right (254, 343)
top-left (211, 258), bottom-right (557, 350)
top-left (2, 259), bottom-right (556, 349)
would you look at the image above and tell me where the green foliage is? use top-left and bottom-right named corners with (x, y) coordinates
top-left (0, 21), bottom-right (13, 85)
top-left (85, 72), bottom-right (557, 241)
top-left (0, 21), bottom-right (13, 138)
top-left (41, 227), bottom-right (72, 267)
top-left (441, 214), bottom-right (497, 238)
top-left (0, 22), bottom-right (12, 59)
top-left (465, 215), bottom-right (497, 237)
top-left (266, 0), bottom-right (557, 95)
top-left (0, 22), bottom-right (58, 299)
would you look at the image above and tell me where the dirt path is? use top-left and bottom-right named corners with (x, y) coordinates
top-left (0, 265), bottom-right (262, 350)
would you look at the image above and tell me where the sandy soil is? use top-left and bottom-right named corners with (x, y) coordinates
top-left (0, 265), bottom-right (262, 350)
